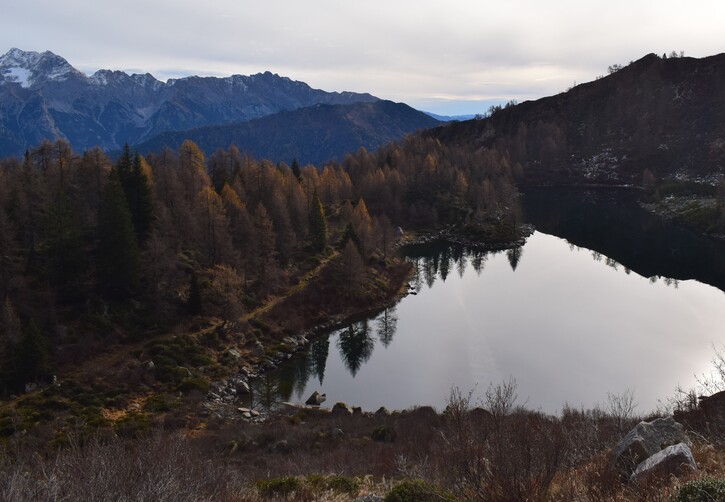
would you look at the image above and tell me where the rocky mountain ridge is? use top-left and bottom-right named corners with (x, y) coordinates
top-left (0, 48), bottom-right (378, 156)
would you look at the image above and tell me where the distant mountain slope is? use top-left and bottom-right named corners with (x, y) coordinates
top-left (135, 100), bottom-right (440, 165)
top-left (429, 53), bottom-right (725, 184)
top-left (0, 48), bottom-right (378, 156)
top-left (424, 112), bottom-right (477, 122)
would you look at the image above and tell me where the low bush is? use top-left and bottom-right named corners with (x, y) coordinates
top-left (255, 476), bottom-right (302, 497)
top-left (384, 479), bottom-right (456, 502)
top-left (669, 476), bottom-right (725, 502)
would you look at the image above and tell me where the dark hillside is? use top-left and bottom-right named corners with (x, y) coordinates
top-left (135, 100), bottom-right (440, 165)
top-left (430, 53), bottom-right (725, 184)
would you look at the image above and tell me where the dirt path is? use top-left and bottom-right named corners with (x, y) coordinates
top-left (65, 252), bottom-right (338, 381)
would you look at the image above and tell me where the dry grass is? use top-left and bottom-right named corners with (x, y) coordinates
top-left (3, 390), bottom-right (725, 502)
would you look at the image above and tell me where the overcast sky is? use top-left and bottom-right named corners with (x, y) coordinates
top-left (2, 0), bottom-right (723, 115)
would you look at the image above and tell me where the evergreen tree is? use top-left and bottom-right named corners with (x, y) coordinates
top-left (291, 158), bottom-right (301, 182)
top-left (187, 271), bottom-right (202, 315)
top-left (116, 146), bottom-right (154, 244)
top-left (43, 194), bottom-right (87, 301)
top-left (308, 191), bottom-right (327, 253)
top-left (338, 222), bottom-right (362, 254)
top-left (96, 170), bottom-right (140, 298)
top-left (17, 319), bottom-right (50, 385)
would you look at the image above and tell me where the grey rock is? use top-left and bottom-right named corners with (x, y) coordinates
top-left (610, 417), bottom-right (690, 477)
top-left (251, 342), bottom-right (265, 358)
top-left (235, 380), bottom-right (250, 395)
top-left (374, 406), bottom-right (391, 416)
top-left (227, 348), bottom-right (241, 359)
top-left (332, 402), bottom-right (353, 416)
top-left (631, 442), bottom-right (697, 482)
top-left (305, 390), bottom-right (327, 406)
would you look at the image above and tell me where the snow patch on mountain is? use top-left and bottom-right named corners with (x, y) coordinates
top-left (4, 67), bottom-right (32, 87)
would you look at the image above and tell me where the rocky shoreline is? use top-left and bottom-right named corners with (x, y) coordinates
top-left (399, 223), bottom-right (535, 251)
top-left (640, 195), bottom-right (725, 240)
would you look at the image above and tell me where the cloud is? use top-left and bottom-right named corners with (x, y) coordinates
top-left (2, 0), bottom-right (724, 115)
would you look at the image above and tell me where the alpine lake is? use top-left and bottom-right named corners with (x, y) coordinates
top-left (250, 187), bottom-right (725, 415)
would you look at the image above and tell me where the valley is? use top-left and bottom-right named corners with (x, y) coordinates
top-left (1, 48), bottom-right (725, 501)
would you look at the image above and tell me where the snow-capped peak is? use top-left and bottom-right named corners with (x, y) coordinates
top-left (0, 48), bottom-right (81, 88)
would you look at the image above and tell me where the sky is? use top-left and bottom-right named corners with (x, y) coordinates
top-left (2, 0), bottom-right (724, 116)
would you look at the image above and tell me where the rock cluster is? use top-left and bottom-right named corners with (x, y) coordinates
top-left (204, 335), bottom-right (312, 420)
top-left (399, 224), bottom-right (535, 251)
top-left (610, 417), bottom-right (696, 482)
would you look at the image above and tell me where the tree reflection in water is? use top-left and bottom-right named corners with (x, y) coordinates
top-left (337, 320), bottom-right (375, 376)
top-left (377, 307), bottom-right (398, 348)
top-left (310, 337), bottom-right (329, 385)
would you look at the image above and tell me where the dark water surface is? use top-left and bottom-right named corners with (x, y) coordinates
top-left (252, 188), bottom-right (725, 414)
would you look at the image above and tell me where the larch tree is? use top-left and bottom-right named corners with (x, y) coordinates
top-left (351, 198), bottom-right (373, 258)
top-left (252, 203), bottom-right (277, 293)
top-left (178, 140), bottom-right (211, 203)
top-left (221, 184), bottom-right (253, 282)
top-left (196, 186), bottom-right (233, 266)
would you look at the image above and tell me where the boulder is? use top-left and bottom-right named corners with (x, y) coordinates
top-left (610, 417), bottom-right (690, 478)
top-left (251, 341), bottom-right (265, 358)
top-left (305, 390), bottom-right (326, 406)
top-left (631, 443), bottom-right (697, 482)
top-left (374, 406), bottom-right (391, 416)
top-left (235, 380), bottom-right (250, 395)
top-left (332, 402), bottom-right (354, 416)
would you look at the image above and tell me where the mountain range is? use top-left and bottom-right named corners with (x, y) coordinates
top-left (0, 48), bottom-right (423, 158)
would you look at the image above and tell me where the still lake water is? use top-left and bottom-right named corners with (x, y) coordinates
top-left (253, 188), bottom-right (725, 414)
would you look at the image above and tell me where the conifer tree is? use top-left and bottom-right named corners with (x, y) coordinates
top-left (291, 158), bottom-right (301, 182)
top-left (44, 194), bottom-right (86, 300)
top-left (116, 146), bottom-right (154, 244)
top-left (308, 191), bottom-right (327, 253)
top-left (17, 319), bottom-right (50, 385)
top-left (96, 170), bottom-right (140, 298)
top-left (187, 271), bottom-right (202, 315)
